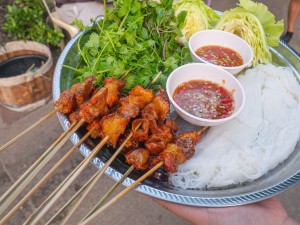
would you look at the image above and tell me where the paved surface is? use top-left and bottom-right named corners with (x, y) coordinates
top-left (1, 1), bottom-right (300, 225)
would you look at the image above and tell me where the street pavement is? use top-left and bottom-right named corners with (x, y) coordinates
top-left (0, 1), bottom-right (300, 224)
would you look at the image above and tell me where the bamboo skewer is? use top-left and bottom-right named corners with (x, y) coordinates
top-left (80, 165), bottom-right (134, 223)
top-left (0, 119), bottom-right (83, 215)
top-left (42, 72), bottom-right (163, 224)
top-left (150, 71), bottom-right (162, 86)
top-left (44, 169), bottom-right (100, 225)
top-left (81, 126), bottom-right (209, 223)
top-left (198, 126), bottom-right (209, 135)
top-left (24, 153), bottom-right (89, 224)
top-left (80, 162), bottom-right (164, 225)
top-left (25, 136), bottom-right (110, 225)
top-left (0, 128), bottom-right (94, 224)
top-left (56, 71), bottom-right (163, 223)
top-left (59, 130), bottom-right (136, 225)
top-left (0, 108), bottom-right (59, 153)
top-left (1, 72), bottom-right (161, 223)
top-left (1, 77), bottom-right (114, 220)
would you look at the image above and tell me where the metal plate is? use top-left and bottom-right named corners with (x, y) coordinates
top-left (53, 31), bottom-right (300, 207)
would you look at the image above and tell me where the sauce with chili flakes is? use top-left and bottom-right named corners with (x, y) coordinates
top-left (173, 80), bottom-right (235, 119)
top-left (195, 45), bottom-right (243, 67)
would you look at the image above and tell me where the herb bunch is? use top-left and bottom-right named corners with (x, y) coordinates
top-left (69, 0), bottom-right (191, 91)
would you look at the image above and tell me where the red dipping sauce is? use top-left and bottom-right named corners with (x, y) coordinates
top-left (195, 45), bottom-right (243, 67)
top-left (173, 80), bottom-right (235, 119)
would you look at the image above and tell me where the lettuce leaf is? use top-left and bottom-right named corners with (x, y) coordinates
top-left (215, 0), bottom-right (284, 66)
top-left (173, 0), bottom-right (219, 44)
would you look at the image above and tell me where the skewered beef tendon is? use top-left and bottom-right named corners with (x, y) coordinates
top-left (100, 86), bottom-right (155, 147)
top-left (165, 118), bottom-right (178, 133)
top-left (151, 143), bottom-right (186, 173)
top-left (131, 119), bottom-right (149, 142)
top-left (99, 113), bottom-right (130, 148)
top-left (117, 86), bottom-right (155, 118)
top-left (103, 77), bottom-right (126, 107)
top-left (142, 103), bottom-right (160, 120)
top-left (79, 87), bottom-right (109, 123)
top-left (54, 76), bottom-right (96, 114)
top-left (125, 118), bottom-right (178, 169)
top-left (174, 131), bottom-right (201, 159)
top-left (144, 118), bottom-right (177, 155)
top-left (145, 123), bottom-right (175, 154)
top-left (125, 148), bottom-right (150, 171)
top-left (150, 131), bottom-right (201, 172)
top-left (144, 135), bottom-right (167, 155)
top-left (140, 88), bottom-right (170, 135)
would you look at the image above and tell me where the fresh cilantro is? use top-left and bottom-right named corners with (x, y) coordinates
top-left (67, 0), bottom-right (192, 90)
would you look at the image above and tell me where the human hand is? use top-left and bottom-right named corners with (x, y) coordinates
top-left (150, 197), bottom-right (299, 225)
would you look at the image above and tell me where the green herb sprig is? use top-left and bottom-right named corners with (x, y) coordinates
top-left (69, 0), bottom-right (191, 91)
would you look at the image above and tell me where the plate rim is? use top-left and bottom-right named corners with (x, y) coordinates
top-left (52, 30), bottom-right (300, 207)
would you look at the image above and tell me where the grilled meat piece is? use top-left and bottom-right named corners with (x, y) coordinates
top-left (117, 86), bottom-right (155, 118)
top-left (79, 87), bottom-right (108, 123)
top-left (131, 119), bottom-right (150, 142)
top-left (151, 143), bottom-right (186, 173)
top-left (86, 119), bottom-right (102, 139)
top-left (174, 131), bottom-right (201, 159)
top-left (104, 77), bottom-right (126, 107)
top-left (99, 113), bottom-right (130, 148)
top-left (54, 76), bottom-right (96, 114)
top-left (151, 88), bottom-right (170, 121)
top-left (71, 76), bottom-right (96, 106)
top-left (145, 123), bottom-right (174, 154)
top-left (54, 89), bottom-right (77, 114)
top-left (126, 148), bottom-right (150, 171)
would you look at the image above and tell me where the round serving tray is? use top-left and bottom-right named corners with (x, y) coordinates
top-left (53, 31), bottom-right (300, 207)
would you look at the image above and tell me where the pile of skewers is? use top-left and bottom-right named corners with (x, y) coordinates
top-left (0, 73), bottom-right (207, 224)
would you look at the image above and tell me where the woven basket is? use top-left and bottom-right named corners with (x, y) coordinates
top-left (0, 41), bottom-right (54, 111)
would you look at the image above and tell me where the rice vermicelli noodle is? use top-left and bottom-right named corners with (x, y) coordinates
top-left (170, 64), bottom-right (300, 189)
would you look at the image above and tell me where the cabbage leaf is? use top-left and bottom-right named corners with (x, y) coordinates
top-left (173, 0), bottom-right (219, 44)
top-left (215, 0), bottom-right (284, 66)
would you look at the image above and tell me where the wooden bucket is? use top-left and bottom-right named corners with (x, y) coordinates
top-left (0, 41), bottom-right (54, 112)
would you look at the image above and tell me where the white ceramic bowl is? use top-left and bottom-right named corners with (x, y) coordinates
top-left (189, 30), bottom-right (253, 75)
top-left (166, 63), bottom-right (245, 127)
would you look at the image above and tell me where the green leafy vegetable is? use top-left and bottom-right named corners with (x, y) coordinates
top-left (68, 0), bottom-right (192, 91)
top-left (173, 0), bottom-right (220, 45)
top-left (215, 0), bottom-right (284, 66)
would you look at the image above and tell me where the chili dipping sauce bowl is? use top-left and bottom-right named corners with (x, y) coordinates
top-left (166, 63), bottom-right (245, 127)
top-left (189, 30), bottom-right (253, 75)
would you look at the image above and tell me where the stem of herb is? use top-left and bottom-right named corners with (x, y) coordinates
top-left (162, 36), bottom-right (169, 60)
top-left (62, 65), bottom-right (82, 73)
top-left (105, 30), bottom-right (116, 52)
top-left (118, 0), bottom-right (132, 32)
top-left (121, 15), bottom-right (144, 38)
top-left (92, 42), bottom-right (109, 72)
top-left (77, 34), bottom-right (90, 67)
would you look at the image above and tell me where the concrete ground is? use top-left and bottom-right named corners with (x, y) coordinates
top-left (1, 1), bottom-right (300, 224)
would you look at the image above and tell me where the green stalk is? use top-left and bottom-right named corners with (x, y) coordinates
top-left (117, 0), bottom-right (132, 32)
top-left (92, 42), bottom-right (109, 72)
top-left (62, 65), bottom-right (82, 73)
top-left (105, 30), bottom-right (116, 52)
top-left (77, 33), bottom-right (90, 67)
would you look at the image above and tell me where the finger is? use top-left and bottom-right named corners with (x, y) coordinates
top-left (150, 197), bottom-right (208, 225)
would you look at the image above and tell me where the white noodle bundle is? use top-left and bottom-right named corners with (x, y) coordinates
top-left (170, 64), bottom-right (300, 189)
